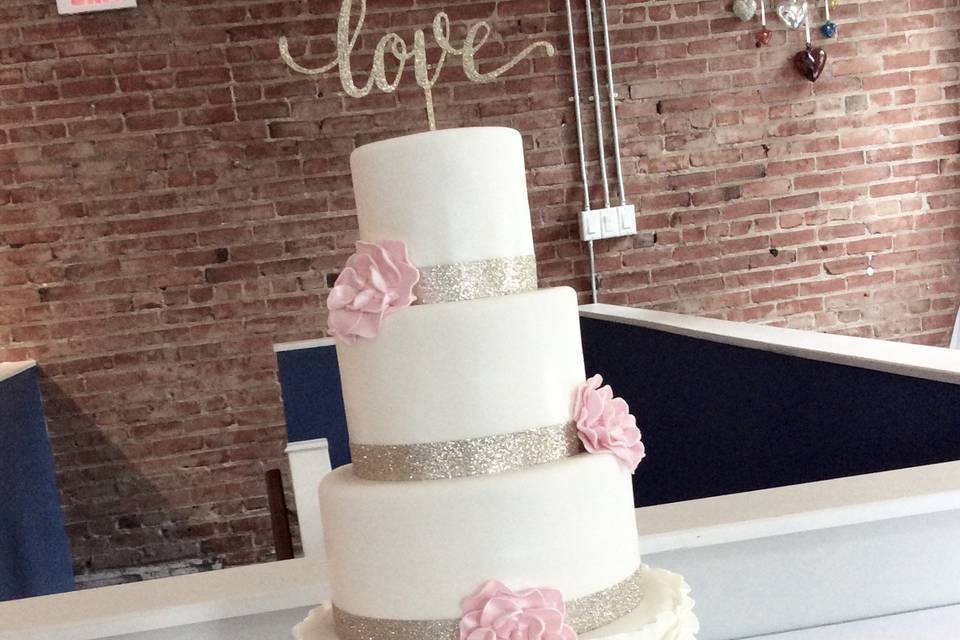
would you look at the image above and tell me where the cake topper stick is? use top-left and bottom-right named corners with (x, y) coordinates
top-left (279, 0), bottom-right (556, 130)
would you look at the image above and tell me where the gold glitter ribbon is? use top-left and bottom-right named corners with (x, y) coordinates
top-left (351, 421), bottom-right (582, 481)
top-left (331, 565), bottom-right (646, 640)
top-left (414, 254), bottom-right (538, 305)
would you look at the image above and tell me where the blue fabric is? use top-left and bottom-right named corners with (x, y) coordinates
top-left (0, 367), bottom-right (74, 601)
top-left (276, 345), bottom-right (351, 468)
top-left (581, 317), bottom-right (960, 507)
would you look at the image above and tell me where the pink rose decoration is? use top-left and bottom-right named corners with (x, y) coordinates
top-left (460, 581), bottom-right (576, 640)
top-left (327, 240), bottom-right (419, 344)
top-left (573, 374), bottom-right (645, 472)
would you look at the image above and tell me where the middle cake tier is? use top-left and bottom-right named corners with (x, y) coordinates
top-left (335, 286), bottom-right (586, 446)
top-left (319, 453), bottom-right (642, 620)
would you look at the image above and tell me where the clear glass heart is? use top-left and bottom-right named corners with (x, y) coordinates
top-left (776, 0), bottom-right (808, 29)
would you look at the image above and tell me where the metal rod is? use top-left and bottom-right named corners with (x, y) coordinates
top-left (564, 0), bottom-right (598, 303)
top-left (583, 0), bottom-right (610, 209)
top-left (587, 239), bottom-right (598, 303)
top-left (598, 0), bottom-right (626, 205)
top-left (563, 0), bottom-right (590, 213)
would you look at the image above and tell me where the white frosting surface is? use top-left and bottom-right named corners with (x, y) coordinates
top-left (350, 127), bottom-right (535, 267)
top-left (336, 287), bottom-right (586, 445)
top-left (318, 454), bottom-right (641, 620)
top-left (292, 567), bottom-right (697, 640)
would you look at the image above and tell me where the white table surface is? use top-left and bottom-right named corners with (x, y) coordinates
top-left (3, 461), bottom-right (959, 640)
top-left (745, 604), bottom-right (960, 640)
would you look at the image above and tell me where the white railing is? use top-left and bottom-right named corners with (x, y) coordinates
top-left (0, 360), bottom-right (36, 384)
top-left (580, 304), bottom-right (960, 385)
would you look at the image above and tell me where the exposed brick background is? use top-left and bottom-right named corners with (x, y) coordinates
top-left (0, 0), bottom-right (957, 585)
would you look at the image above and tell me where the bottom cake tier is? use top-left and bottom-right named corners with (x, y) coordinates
top-left (292, 566), bottom-right (697, 640)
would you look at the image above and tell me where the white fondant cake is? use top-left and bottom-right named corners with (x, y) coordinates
top-left (337, 286), bottom-right (585, 445)
top-left (320, 454), bottom-right (639, 619)
top-left (308, 127), bottom-right (696, 640)
top-left (351, 127), bottom-right (535, 267)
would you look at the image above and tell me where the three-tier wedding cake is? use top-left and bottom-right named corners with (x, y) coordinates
top-left (294, 127), bottom-right (697, 640)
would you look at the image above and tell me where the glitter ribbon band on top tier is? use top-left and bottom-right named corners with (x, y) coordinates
top-left (350, 421), bottom-right (583, 481)
top-left (413, 254), bottom-right (538, 305)
top-left (331, 565), bottom-right (646, 640)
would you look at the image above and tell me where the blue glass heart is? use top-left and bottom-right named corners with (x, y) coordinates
top-left (820, 21), bottom-right (837, 37)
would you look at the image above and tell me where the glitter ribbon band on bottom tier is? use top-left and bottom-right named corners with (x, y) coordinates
top-left (350, 421), bottom-right (583, 481)
top-left (414, 254), bottom-right (538, 305)
top-left (331, 565), bottom-right (646, 640)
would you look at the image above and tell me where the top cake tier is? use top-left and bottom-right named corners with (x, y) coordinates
top-left (350, 127), bottom-right (536, 269)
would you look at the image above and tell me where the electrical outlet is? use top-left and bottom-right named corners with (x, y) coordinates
top-left (579, 210), bottom-right (602, 241)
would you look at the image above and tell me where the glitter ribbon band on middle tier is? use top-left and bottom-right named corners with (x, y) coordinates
top-left (350, 421), bottom-right (583, 481)
top-left (413, 254), bottom-right (538, 305)
top-left (331, 565), bottom-right (647, 640)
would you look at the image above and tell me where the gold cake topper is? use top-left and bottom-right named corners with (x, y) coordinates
top-left (278, 0), bottom-right (556, 130)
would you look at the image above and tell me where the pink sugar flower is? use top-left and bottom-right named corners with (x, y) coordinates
top-left (573, 374), bottom-right (645, 472)
top-left (460, 581), bottom-right (576, 640)
top-left (327, 240), bottom-right (419, 344)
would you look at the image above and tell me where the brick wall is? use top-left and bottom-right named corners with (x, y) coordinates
top-left (0, 0), bottom-right (957, 585)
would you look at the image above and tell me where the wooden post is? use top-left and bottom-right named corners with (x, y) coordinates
top-left (265, 469), bottom-right (294, 561)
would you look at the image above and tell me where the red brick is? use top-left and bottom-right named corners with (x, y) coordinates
top-left (870, 180), bottom-right (917, 197)
top-left (751, 284), bottom-right (800, 303)
top-left (817, 151), bottom-right (865, 170)
top-left (125, 112), bottom-right (180, 131)
top-left (60, 76), bottom-right (117, 98)
top-left (175, 67), bottom-right (232, 88)
top-left (772, 193), bottom-right (820, 212)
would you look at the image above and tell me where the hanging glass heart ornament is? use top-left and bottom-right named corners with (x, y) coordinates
top-left (777, 0), bottom-right (808, 28)
top-left (794, 12), bottom-right (826, 82)
top-left (794, 44), bottom-right (827, 81)
top-left (755, 0), bottom-right (772, 46)
top-left (756, 26), bottom-right (773, 46)
top-left (820, 0), bottom-right (837, 37)
top-left (733, 0), bottom-right (757, 21)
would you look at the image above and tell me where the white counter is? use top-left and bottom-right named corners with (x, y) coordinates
top-left (0, 360), bottom-right (36, 384)
top-left (580, 304), bottom-right (960, 385)
top-left (637, 460), bottom-right (960, 553)
top-left (0, 558), bottom-right (328, 640)
top-left (273, 338), bottom-right (335, 353)
top-left (3, 461), bottom-right (959, 640)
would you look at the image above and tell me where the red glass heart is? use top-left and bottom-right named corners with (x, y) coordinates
top-left (793, 44), bottom-right (827, 82)
top-left (755, 27), bottom-right (773, 46)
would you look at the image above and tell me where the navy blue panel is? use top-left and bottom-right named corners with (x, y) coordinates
top-left (276, 345), bottom-right (351, 469)
top-left (0, 367), bottom-right (74, 601)
top-left (580, 317), bottom-right (960, 508)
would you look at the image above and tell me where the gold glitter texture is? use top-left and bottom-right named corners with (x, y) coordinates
top-left (351, 422), bottom-right (583, 481)
top-left (414, 254), bottom-right (538, 305)
top-left (332, 566), bottom-right (647, 640)
top-left (278, 0), bottom-right (556, 130)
